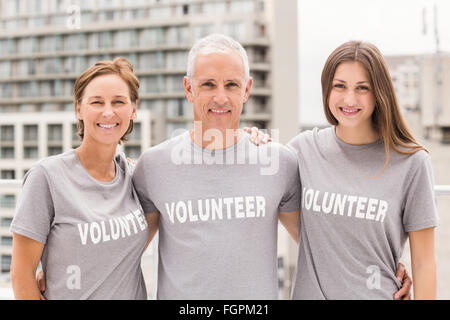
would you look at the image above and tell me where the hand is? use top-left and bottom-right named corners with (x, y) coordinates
top-left (242, 127), bottom-right (272, 145)
top-left (393, 262), bottom-right (412, 300)
top-left (36, 269), bottom-right (47, 300)
top-left (126, 157), bottom-right (136, 165)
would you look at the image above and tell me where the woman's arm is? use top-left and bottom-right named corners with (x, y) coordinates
top-left (144, 211), bottom-right (160, 250)
top-left (278, 210), bottom-right (300, 244)
top-left (409, 227), bottom-right (437, 299)
top-left (10, 233), bottom-right (45, 300)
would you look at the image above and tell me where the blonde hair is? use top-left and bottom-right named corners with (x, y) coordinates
top-left (321, 41), bottom-right (427, 173)
top-left (73, 57), bottom-right (139, 144)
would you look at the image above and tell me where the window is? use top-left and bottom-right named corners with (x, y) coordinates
top-left (165, 75), bottom-right (184, 93)
top-left (1, 236), bottom-right (13, 247)
top-left (0, 194), bottom-right (16, 208)
top-left (139, 28), bottom-right (164, 47)
top-left (139, 52), bottom-right (164, 70)
top-left (24, 146), bottom-right (38, 159)
top-left (64, 56), bottom-right (85, 74)
top-left (167, 99), bottom-right (191, 117)
top-left (166, 26), bottom-right (189, 45)
top-left (193, 24), bottom-right (214, 41)
top-left (40, 35), bottom-right (62, 52)
top-left (1, 170), bottom-right (15, 179)
top-left (230, 0), bottom-right (255, 13)
top-left (88, 32), bottom-right (111, 50)
top-left (127, 122), bottom-right (141, 140)
top-left (203, 2), bottom-right (227, 14)
top-left (48, 124), bottom-right (63, 142)
top-left (114, 30), bottom-right (136, 49)
top-left (23, 125), bottom-right (38, 142)
top-left (64, 34), bottom-right (86, 51)
top-left (0, 126), bottom-right (14, 142)
top-left (40, 81), bottom-right (57, 96)
top-left (222, 22), bottom-right (246, 41)
top-left (0, 147), bottom-right (14, 159)
top-left (17, 37), bottom-right (38, 53)
top-left (0, 84), bottom-right (13, 99)
top-left (40, 58), bottom-right (61, 74)
top-left (0, 62), bottom-right (11, 77)
top-left (48, 146), bottom-right (63, 156)
top-left (1, 217), bottom-right (13, 228)
top-left (1, 254), bottom-right (12, 273)
top-left (141, 76), bottom-right (163, 94)
top-left (16, 60), bottom-right (36, 76)
top-left (165, 51), bottom-right (187, 69)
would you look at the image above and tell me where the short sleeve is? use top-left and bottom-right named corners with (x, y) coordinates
top-left (278, 146), bottom-right (302, 212)
top-left (10, 165), bottom-right (55, 244)
top-left (403, 153), bottom-right (439, 232)
top-left (132, 154), bottom-right (158, 214)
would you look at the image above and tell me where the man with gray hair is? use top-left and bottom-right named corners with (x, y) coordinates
top-left (132, 33), bottom-right (301, 299)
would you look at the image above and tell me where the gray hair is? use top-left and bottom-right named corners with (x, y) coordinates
top-left (186, 33), bottom-right (250, 84)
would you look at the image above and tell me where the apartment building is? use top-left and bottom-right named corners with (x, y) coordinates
top-left (0, 0), bottom-right (300, 298)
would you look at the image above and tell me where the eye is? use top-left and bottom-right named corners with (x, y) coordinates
top-left (202, 81), bottom-right (215, 87)
top-left (91, 101), bottom-right (102, 105)
top-left (113, 100), bottom-right (125, 104)
top-left (333, 83), bottom-right (345, 89)
top-left (357, 85), bottom-right (370, 91)
top-left (226, 82), bottom-right (239, 88)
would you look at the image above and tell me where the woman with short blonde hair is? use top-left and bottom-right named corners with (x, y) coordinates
top-left (10, 57), bottom-right (152, 299)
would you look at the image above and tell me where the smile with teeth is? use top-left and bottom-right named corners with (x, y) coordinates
top-left (209, 108), bottom-right (230, 114)
top-left (97, 123), bottom-right (119, 129)
top-left (339, 107), bottom-right (360, 115)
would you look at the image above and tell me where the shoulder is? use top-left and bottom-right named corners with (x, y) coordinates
top-left (28, 150), bottom-right (76, 177)
top-left (138, 130), bottom-right (189, 166)
top-left (287, 126), bottom-right (333, 154)
top-left (392, 147), bottom-right (430, 169)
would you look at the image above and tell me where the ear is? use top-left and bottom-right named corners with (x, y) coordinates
top-left (75, 101), bottom-right (82, 120)
top-left (243, 77), bottom-right (253, 103)
top-left (130, 100), bottom-right (138, 120)
top-left (184, 76), bottom-right (195, 103)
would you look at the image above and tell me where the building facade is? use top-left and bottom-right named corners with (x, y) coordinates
top-left (0, 0), bottom-right (300, 299)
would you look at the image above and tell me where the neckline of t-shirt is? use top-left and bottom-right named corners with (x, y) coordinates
top-left (182, 130), bottom-right (248, 155)
top-left (330, 126), bottom-right (383, 150)
top-left (71, 149), bottom-right (121, 185)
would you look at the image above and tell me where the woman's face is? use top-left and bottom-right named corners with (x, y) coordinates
top-left (328, 61), bottom-right (376, 131)
top-left (76, 74), bottom-right (136, 146)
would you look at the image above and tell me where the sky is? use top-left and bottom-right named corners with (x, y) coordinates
top-left (297, 0), bottom-right (450, 126)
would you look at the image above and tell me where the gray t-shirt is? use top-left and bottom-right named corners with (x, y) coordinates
top-left (132, 131), bottom-right (301, 299)
top-left (288, 127), bottom-right (439, 299)
top-left (10, 149), bottom-right (148, 300)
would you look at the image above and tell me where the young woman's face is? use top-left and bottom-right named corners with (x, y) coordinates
top-left (328, 61), bottom-right (376, 131)
top-left (76, 74), bottom-right (136, 146)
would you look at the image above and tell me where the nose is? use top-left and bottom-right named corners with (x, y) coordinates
top-left (212, 85), bottom-right (229, 107)
top-left (102, 102), bottom-right (114, 117)
top-left (343, 90), bottom-right (357, 107)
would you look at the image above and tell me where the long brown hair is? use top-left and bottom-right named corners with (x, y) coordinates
top-left (73, 57), bottom-right (139, 144)
top-left (321, 41), bottom-right (427, 173)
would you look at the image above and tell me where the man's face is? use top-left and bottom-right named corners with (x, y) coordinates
top-left (184, 51), bottom-right (253, 134)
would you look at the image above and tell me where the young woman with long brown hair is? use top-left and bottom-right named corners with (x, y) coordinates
top-left (285, 41), bottom-right (439, 299)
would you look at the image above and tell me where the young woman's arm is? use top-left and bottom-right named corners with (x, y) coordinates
top-left (409, 227), bottom-right (437, 299)
top-left (10, 233), bottom-right (45, 300)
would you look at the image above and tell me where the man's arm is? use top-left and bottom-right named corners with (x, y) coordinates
top-left (11, 233), bottom-right (44, 300)
top-left (278, 210), bottom-right (300, 244)
top-left (144, 211), bottom-right (160, 250)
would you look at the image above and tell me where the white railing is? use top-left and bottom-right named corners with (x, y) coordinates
top-left (0, 179), bottom-right (450, 195)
